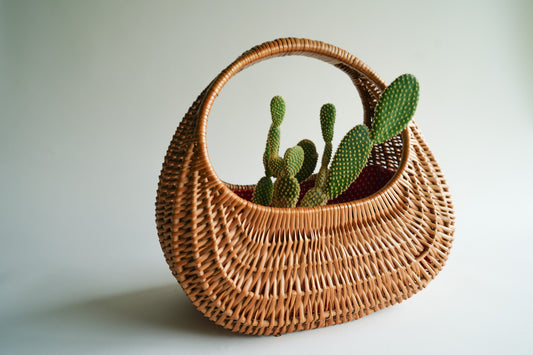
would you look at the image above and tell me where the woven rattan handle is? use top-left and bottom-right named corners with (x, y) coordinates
top-left (197, 38), bottom-right (386, 148)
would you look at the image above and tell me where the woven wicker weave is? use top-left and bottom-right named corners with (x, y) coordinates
top-left (155, 38), bottom-right (455, 336)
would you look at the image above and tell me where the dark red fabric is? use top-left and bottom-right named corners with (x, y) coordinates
top-left (233, 165), bottom-right (396, 206)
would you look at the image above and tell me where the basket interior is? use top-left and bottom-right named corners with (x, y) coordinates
top-left (227, 124), bottom-right (405, 206)
top-left (232, 165), bottom-right (396, 205)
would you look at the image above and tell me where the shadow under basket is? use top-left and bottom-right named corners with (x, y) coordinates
top-left (155, 38), bottom-right (455, 336)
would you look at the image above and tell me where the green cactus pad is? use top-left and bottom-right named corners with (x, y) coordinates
top-left (263, 127), bottom-right (281, 176)
top-left (272, 176), bottom-right (300, 208)
top-left (268, 156), bottom-right (284, 178)
top-left (300, 187), bottom-right (329, 207)
top-left (315, 167), bottom-right (328, 190)
top-left (282, 146), bottom-right (304, 177)
top-left (295, 139), bottom-right (318, 183)
top-left (313, 140), bottom-right (333, 190)
top-left (320, 103), bottom-right (336, 143)
top-left (326, 124), bottom-right (373, 199)
top-left (270, 96), bottom-right (286, 127)
top-left (321, 141), bottom-right (332, 167)
top-left (252, 176), bottom-right (274, 206)
top-left (371, 74), bottom-right (419, 144)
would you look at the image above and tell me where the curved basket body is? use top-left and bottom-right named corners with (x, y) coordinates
top-left (155, 38), bottom-right (455, 336)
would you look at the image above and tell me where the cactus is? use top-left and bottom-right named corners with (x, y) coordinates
top-left (272, 177), bottom-right (301, 208)
top-left (300, 186), bottom-right (329, 208)
top-left (301, 74), bottom-right (419, 207)
top-left (295, 139), bottom-right (318, 183)
top-left (252, 176), bottom-right (274, 207)
top-left (301, 103), bottom-right (336, 207)
top-left (320, 103), bottom-right (336, 143)
top-left (253, 96), bottom-right (318, 207)
top-left (282, 146), bottom-right (305, 177)
top-left (262, 96), bottom-right (286, 176)
top-left (272, 146), bottom-right (304, 208)
top-left (255, 74), bottom-right (419, 208)
top-left (315, 141), bottom-right (332, 189)
top-left (371, 74), bottom-right (419, 144)
top-left (325, 125), bottom-right (373, 199)
top-left (253, 176), bottom-right (274, 206)
top-left (269, 156), bottom-right (284, 178)
top-left (316, 103), bottom-right (336, 189)
top-left (253, 96), bottom-right (286, 206)
top-left (302, 124), bottom-right (372, 207)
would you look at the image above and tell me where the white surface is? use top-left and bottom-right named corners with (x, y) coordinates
top-left (1, 0), bottom-right (532, 354)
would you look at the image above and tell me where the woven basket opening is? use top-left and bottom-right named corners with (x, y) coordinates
top-left (228, 127), bottom-right (406, 206)
top-left (227, 128), bottom-right (406, 206)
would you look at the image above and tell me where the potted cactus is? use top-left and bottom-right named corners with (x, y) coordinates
top-left (253, 74), bottom-right (419, 208)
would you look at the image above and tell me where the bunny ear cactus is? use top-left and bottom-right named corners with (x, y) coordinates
top-left (253, 96), bottom-right (286, 206)
top-left (282, 146), bottom-right (304, 177)
top-left (269, 156), bottom-right (284, 179)
top-left (262, 96), bottom-right (286, 176)
top-left (315, 103), bottom-right (336, 189)
top-left (301, 125), bottom-right (373, 207)
top-left (295, 139), bottom-right (318, 183)
top-left (300, 187), bottom-right (329, 208)
top-left (325, 125), bottom-right (373, 199)
top-left (253, 177), bottom-right (274, 206)
top-left (272, 146), bottom-right (304, 208)
top-left (300, 103), bottom-right (336, 207)
top-left (255, 74), bottom-right (420, 208)
top-left (301, 108), bottom-right (373, 207)
top-left (302, 74), bottom-right (420, 207)
top-left (371, 74), bottom-right (419, 144)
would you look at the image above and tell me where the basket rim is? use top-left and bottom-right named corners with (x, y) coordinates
top-left (194, 37), bottom-right (410, 212)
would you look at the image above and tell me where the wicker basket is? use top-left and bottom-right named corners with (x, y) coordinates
top-left (155, 38), bottom-right (455, 336)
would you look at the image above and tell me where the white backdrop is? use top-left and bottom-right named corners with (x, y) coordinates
top-left (1, 0), bottom-right (532, 354)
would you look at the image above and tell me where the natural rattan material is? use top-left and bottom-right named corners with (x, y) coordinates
top-left (155, 38), bottom-right (455, 336)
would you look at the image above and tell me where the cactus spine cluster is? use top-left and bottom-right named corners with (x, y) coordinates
top-left (253, 73), bottom-right (419, 208)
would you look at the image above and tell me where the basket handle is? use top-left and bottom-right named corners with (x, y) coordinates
top-left (188, 38), bottom-right (391, 195)
top-left (191, 38), bottom-right (386, 189)
top-left (197, 38), bottom-right (386, 148)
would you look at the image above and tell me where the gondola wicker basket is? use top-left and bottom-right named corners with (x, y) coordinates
top-left (155, 38), bottom-right (455, 336)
